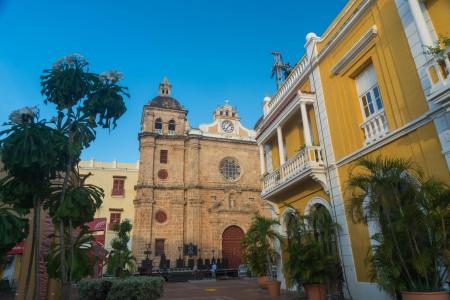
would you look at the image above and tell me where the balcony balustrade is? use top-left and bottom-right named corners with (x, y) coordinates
top-left (425, 46), bottom-right (450, 99)
top-left (360, 110), bottom-right (388, 145)
top-left (155, 128), bottom-right (163, 135)
top-left (168, 130), bottom-right (176, 135)
top-left (262, 145), bottom-right (325, 196)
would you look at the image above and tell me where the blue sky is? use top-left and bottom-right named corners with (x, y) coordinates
top-left (0, 0), bottom-right (347, 162)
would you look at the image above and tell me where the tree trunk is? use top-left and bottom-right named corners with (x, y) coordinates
top-left (59, 105), bottom-right (74, 300)
top-left (385, 214), bottom-right (416, 290)
top-left (68, 218), bottom-right (74, 300)
top-left (265, 239), bottom-right (274, 281)
top-left (33, 199), bottom-right (41, 300)
top-left (23, 194), bottom-right (38, 300)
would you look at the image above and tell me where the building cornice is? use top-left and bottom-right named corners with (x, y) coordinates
top-left (331, 25), bottom-right (378, 75)
top-left (136, 183), bottom-right (261, 192)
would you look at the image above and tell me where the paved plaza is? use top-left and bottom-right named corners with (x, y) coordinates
top-left (160, 278), bottom-right (303, 300)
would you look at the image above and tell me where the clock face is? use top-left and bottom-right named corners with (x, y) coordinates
top-left (221, 120), bottom-right (234, 133)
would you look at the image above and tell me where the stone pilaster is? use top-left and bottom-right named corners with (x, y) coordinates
top-left (132, 193), bottom-right (155, 263)
top-left (138, 136), bottom-right (155, 185)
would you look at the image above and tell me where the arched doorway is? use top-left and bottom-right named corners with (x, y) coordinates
top-left (222, 225), bottom-right (244, 269)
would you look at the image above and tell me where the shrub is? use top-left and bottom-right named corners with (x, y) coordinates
top-left (77, 277), bottom-right (164, 300)
top-left (107, 277), bottom-right (164, 300)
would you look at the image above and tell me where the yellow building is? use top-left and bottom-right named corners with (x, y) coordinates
top-left (79, 159), bottom-right (139, 252)
top-left (255, 0), bottom-right (450, 299)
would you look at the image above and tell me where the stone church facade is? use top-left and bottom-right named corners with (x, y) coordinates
top-left (132, 78), bottom-right (271, 268)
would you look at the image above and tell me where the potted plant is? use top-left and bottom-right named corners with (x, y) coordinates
top-left (348, 157), bottom-right (450, 300)
top-left (284, 206), bottom-right (341, 300)
top-left (242, 214), bottom-right (282, 296)
top-left (241, 236), bottom-right (269, 288)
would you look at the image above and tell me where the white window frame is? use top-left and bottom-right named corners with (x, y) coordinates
top-left (358, 84), bottom-right (384, 120)
top-left (355, 64), bottom-right (384, 120)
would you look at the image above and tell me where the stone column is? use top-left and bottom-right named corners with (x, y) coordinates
top-left (407, 0), bottom-right (433, 46)
top-left (276, 126), bottom-right (285, 165)
top-left (300, 101), bottom-right (313, 147)
top-left (259, 144), bottom-right (266, 175)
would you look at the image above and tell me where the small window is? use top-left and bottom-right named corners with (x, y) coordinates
top-left (225, 111), bottom-right (229, 116)
top-left (155, 118), bottom-right (163, 130)
top-left (168, 120), bottom-right (176, 134)
top-left (160, 150), bottom-right (168, 164)
top-left (112, 177), bottom-right (125, 196)
top-left (109, 212), bottom-right (121, 230)
top-left (355, 64), bottom-right (384, 119)
top-left (155, 239), bottom-right (165, 256)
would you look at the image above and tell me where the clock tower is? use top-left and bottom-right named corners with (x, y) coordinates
top-left (199, 99), bottom-right (255, 139)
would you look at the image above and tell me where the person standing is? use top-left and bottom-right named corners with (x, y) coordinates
top-left (211, 262), bottom-right (217, 280)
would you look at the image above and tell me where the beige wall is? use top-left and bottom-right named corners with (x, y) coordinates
top-left (79, 159), bottom-right (139, 251)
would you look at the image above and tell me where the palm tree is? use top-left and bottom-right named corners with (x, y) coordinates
top-left (283, 205), bottom-right (342, 293)
top-left (244, 214), bottom-right (282, 280)
top-left (46, 168), bottom-right (103, 285)
top-left (45, 225), bottom-right (98, 282)
top-left (347, 156), bottom-right (450, 294)
top-left (0, 204), bottom-right (28, 270)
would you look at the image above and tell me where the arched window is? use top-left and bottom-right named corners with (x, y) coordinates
top-left (155, 118), bottom-right (163, 134)
top-left (168, 119), bottom-right (176, 134)
top-left (309, 204), bottom-right (337, 256)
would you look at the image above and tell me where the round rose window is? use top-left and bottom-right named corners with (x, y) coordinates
top-left (158, 169), bottom-right (168, 180)
top-left (219, 157), bottom-right (241, 181)
top-left (155, 211), bottom-right (167, 223)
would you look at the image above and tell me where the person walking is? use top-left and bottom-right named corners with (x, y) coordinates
top-left (211, 262), bottom-right (217, 280)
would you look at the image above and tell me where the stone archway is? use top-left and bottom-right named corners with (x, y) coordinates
top-left (222, 225), bottom-right (244, 269)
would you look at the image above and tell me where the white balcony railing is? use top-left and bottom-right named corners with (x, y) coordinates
top-left (360, 110), bottom-right (388, 145)
top-left (262, 146), bottom-right (325, 195)
top-left (267, 54), bottom-right (310, 114)
top-left (154, 128), bottom-right (163, 135)
top-left (168, 130), bottom-right (176, 135)
top-left (425, 46), bottom-right (450, 98)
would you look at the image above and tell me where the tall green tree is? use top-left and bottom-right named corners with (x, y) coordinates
top-left (0, 53), bottom-right (129, 300)
top-left (107, 219), bottom-right (136, 277)
top-left (0, 108), bottom-right (69, 300)
top-left (348, 156), bottom-right (450, 294)
top-left (39, 53), bottom-right (128, 298)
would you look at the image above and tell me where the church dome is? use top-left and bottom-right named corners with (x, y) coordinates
top-left (148, 77), bottom-right (184, 110)
top-left (148, 96), bottom-right (183, 110)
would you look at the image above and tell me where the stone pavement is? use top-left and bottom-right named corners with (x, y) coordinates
top-left (160, 278), bottom-right (304, 300)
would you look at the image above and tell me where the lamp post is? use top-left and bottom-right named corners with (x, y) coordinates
top-left (144, 242), bottom-right (152, 260)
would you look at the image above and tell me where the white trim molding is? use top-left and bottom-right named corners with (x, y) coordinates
top-left (331, 26), bottom-right (378, 75)
top-left (304, 197), bottom-right (333, 216)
